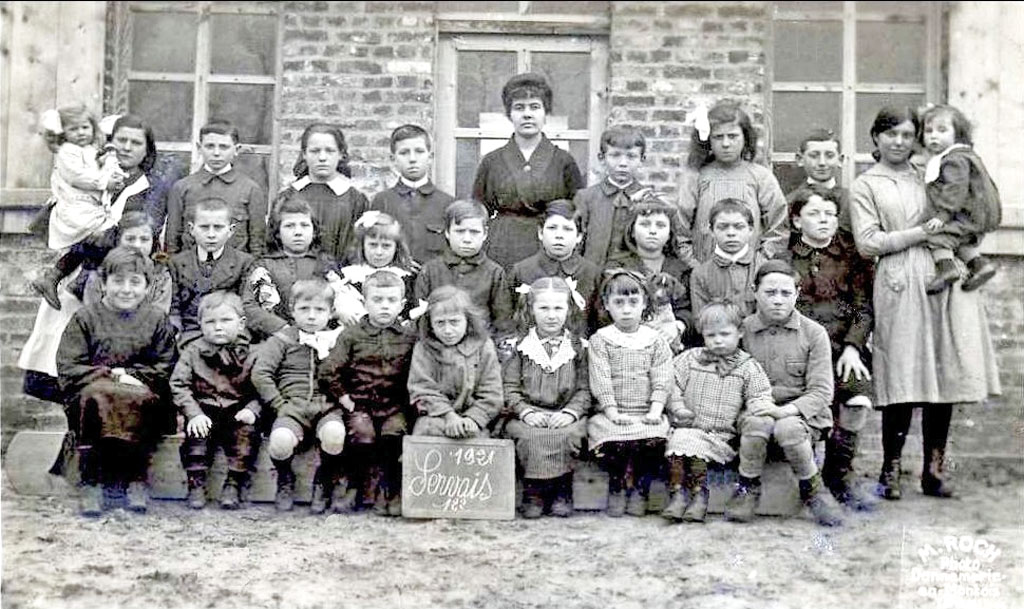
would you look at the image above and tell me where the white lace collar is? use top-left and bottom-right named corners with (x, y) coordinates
top-left (595, 324), bottom-right (661, 349)
top-left (340, 264), bottom-right (411, 285)
top-left (291, 174), bottom-right (352, 196)
top-left (297, 327), bottom-right (343, 360)
top-left (517, 329), bottom-right (576, 373)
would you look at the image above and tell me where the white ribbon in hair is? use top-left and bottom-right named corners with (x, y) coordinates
top-left (687, 102), bottom-right (711, 142)
top-left (98, 114), bottom-right (122, 137)
top-left (516, 280), bottom-right (586, 310)
top-left (354, 210), bottom-right (383, 230)
top-left (40, 109), bottom-right (63, 135)
top-left (408, 298), bottom-right (429, 320)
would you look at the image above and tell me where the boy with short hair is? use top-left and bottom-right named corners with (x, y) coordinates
top-left (413, 199), bottom-right (513, 334)
top-left (57, 246), bottom-right (178, 516)
top-left (169, 197), bottom-right (256, 346)
top-left (164, 119), bottom-right (267, 255)
top-left (689, 198), bottom-right (761, 316)
top-left (786, 128), bottom-right (851, 231)
top-left (253, 279), bottom-right (346, 514)
top-left (369, 125), bottom-right (455, 264)
top-left (319, 270), bottom-right (418, 516)
top-left (170, 291), bottom-right (260, 511)
top-left (577, 126), bottom-right (684, 268)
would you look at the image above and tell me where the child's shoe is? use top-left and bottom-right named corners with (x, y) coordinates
top-left (309, 482), bottom-right (329, 515)
top-left (549, 476), bottom-right (573, 518)
top-left (799, 473), bottom-right (844, 527)
top-left (661, 490), bottom-right (689, 521)
top-left (386, 494), bottom-right (403, 517)
top-left (725, 475), bottom-right (761, 522)
top-left (79, 484), bottom-right (103, 517)
top-left (681, 459), bottom-right (708, 523)
top-left (925, 259), bottom-right (960, 294)
top-left (331, 484), bottom-right (359, 514)
top-left (274, 464), bottom-right (296, 512)
top-left (521, 480), bottom-right (545, 519)
top-left (126, 481), bottom-right (149, 513)
top-left (961, 256), bottom-right (997, 292)
top-left (624, 490), bottom-right (647, 517)
top-left (877, 457), bottom-right (902, 500)
top-left (606, 490), bottom-right (626, 517)
top-left (30, 267), bottom-right (63, 311)
top-left (186, 472), bottom-right (207, 510)
top-left (220, 473), bottom-right (244, 510)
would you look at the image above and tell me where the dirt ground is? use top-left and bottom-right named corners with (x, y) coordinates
top-left (2, 475), bottom-right (1023, 609)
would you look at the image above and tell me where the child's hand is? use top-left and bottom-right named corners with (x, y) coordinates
top-left (234, 409), bottom-right (256, 426)
top-left (836, 345), bottom-right (871, 382)
top-left (459, 417), bottom-right (481, 437)
top-left (923, 218), bottom-right (945, 233)
top-left (643, 402), bottom-right (664, 425)
top-left (443, 412), bottom-right (465, 438)
top-left (186, 414), bottom-right (213, 438)
top-left (547, 411), bottom-right (576, 429)
top-left (339, 394), bottom-right (356, 412)
top-left (605, 407), bottom-right (633, 426)
top-left (771, 405), bottom-right (801, 420)
top-left (522, 411), bottom-right (549, 428)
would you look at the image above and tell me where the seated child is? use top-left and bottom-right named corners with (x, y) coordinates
top-left (169, 197), bottom-right (256, 346)
top-left (318, 270), bottom-right (418, 517)
top-left (408, 286), bottom-right (503, 439)
top-left (242, 198), bottom-right (338, 340)
top-left (786, 128), bottom-right (851, 231)
top-left (918, 104), bottom-right (1002, 294)
top-left (252, 279), bottom-right (345, 514)
top-left (507, 200), bottom-right (601, 336)
top-left (164, 119), bottom-right (267, 256)
top-left (414, 200), bottom-right (513, 336)
top-left (369, 124), bottom-right (455, 264)
top-left (503, 277), bottom-right (590, 518)
top-left (690, 198), bottom-right (761, 317)
top-left (56, 246), bottom-right (177, 516)
top-left (587, 269), bottom-right (673, 517)
top-left (661, 302), bottom-right (773, 523)
top-left (729, 260), bottom-right (843, 527)
top-left (170, 291), bottom-right (260, 511)
top-left (788, 190), bottom-right (877, 510)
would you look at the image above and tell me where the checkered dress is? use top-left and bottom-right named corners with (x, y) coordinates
top-left (666, 348), bottom-right (774, 463)
top-left (587, 326), bottom-right (673, 449)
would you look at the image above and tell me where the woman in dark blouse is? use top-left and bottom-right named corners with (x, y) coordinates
top-left (473, 73), bottom-right (584, 268)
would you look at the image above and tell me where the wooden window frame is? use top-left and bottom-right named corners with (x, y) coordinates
top-left (107, 1), bottom-right (283, 195)
top-left (767, 1), bottom-right (943, 187)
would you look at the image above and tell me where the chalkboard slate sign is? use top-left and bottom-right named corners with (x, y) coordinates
top-left (401, 436), bottom-right (516, 520)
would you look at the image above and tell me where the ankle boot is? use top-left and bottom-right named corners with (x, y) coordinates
top-left (549, 475), bottom-right (573, 518)
top-left (273, 458), bottom-right (296, 512)
top-left (186, 471), bottom-right (208, 510)
top-left (823, 428), bottom-right (878, 511)
top-left (220, 471), bottom-right (245, 510)
top-left (661, 457), bottom-right (688, 521)
top-left (79, 483), bottom-right (103, 517)
top-left (681, 458), bottom-right (708, 523)
top-left (31, 266), bottom-right (65, 310)
top-left (878, 405), bottom-right (911, 500)
top-left (309, 456), bottom-right (337, 515)
top-left (878, 457), bottom-right (903, 500)
top-left (625, 488), bottom-right (648, 517)
top-left (799, 473), bottom-right (844, 527)
top-left (922, 447), bottom-right (956, 498)
top-left (126, 481), bottom-right (149, 513)
top-left (962, 256), bottom-right (996, 292)
top-left (925, 259), bottom-right (960, 295)
top-left (331, 482), bottom-right (359, 514)
top-left (521, 479), bottom-right (545, 519)
top-left (921, 405), bottom-right (956, 498)
top-left (725, 475), bottom-right (761, 523)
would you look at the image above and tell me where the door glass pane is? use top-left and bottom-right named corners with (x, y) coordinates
top-left (856, 21), bottom-right (926, 83)
top-left (772, 92), bottom-right (841, 153)
top-left (775, 1), bottom-right (842, 13)
top-left (529, 1), bottom-right (609, 15)
top-left (455, 139), bottom-right (481, 200)
top-left (532, 52), bottom-right (590, 130)
top-left (129, 81), bottom-right (195, 142)
top-left (773, 21), bottom-right (842, 82)
top-left (211, 14), bottom-right (278, 76)
top-left (856, 1), bottom-right (927, 15)
top-left (235, 153), bottom-right (271, 192)
top-left (438, 1), bottom-right (519, 12)
top-left (457, 51), bottom-right (517, 129)
top-left (209, 84), bottom-right (274, 145)
top-left (131, 12), bottom-right (197, 73)
top-left (855, 93), bottom-right (924, 153)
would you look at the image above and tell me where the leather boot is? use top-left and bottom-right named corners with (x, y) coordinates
top-left (925, 258), bottom-right (960, 295)
top-left (220, 471), bottom-right (246, 510)
top-left (823, 428), bottom-right (878, 511)
top-left (661, 457), bottom-right (688, 521)
top-left (961, 256), bottom-right (996, 292)
top-left (186, 470), bottom-right (207, 510)
top-left (126, 481), bottom-right (149, 513)
top-left (725, 475), bottom-right (761, 523)
top-left (31, 265), bottom-right (65, 310)
top-left (681, 458), bottom-right (709, 523)
top-left (921, 405), bottom-right (956, 498)
top-left (799, 472), bottom-right (844, 527)
top-left (521, 479), bottom-right (544, 519)
top-left (272, 457), bottom-right (295, 512)
top-left (549, 475), bottom-right (573, 518)
top-left (878, 405), bottom-right (912, 500)
top-left (310, 452), bottom-right (338, 515)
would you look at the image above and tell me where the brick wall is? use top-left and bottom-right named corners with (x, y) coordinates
top-left (607, 1), bottom-right (768, 199)
top-left (278, 1), bottom-right (437, 195)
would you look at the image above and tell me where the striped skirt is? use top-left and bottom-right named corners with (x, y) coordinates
top-left (505, 418), bottom-right (587, 479)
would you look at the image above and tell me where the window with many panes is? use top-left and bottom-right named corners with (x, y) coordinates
top-left (107, 1), bottom-right (280, 194)
top-left (769, 1), bottom-right (942, 191)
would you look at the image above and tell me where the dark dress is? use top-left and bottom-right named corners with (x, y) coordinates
top-left (271, 176), bottom-right (368, 263)
top-left (473, 136), bottom-right (583, 268)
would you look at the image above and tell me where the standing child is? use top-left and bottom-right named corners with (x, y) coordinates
top-left (577, 126), bottom-right (685, 269)
top-left (252, 279), bottom-right (346, 513)
top-left (170, 292), bottom-right (260, 510)
top-left (242, 198), bottom-right (338, 340)
top-left (414, 200), bottom-right (514, 335)
top-left (57, 246), bottom-right (177, 516)
top-left (679, 102), bottom-right (788, 269)
top-left (319, 270), bottom-right (418, 516)
top-left (164, 120), bottom-right (267, 256)
top-left (786, 128), bottom-right (851, 231)
top-left (587, 269), bottom-right (673, 517)
top-left (689, 198), bottom-right (761, 316)
top-left (918, 104), bottom-right (1002, 294)
top-left (408, 286), bottom-right (504, 439)
top-left (662, 302), bottom-right (774, 523)
top-left (81, 211), bottom-right (173, 312)
top-left (503, 277), bottom-right (590, 518)
top-left (369, 125), bottom-right (455, 265)
top-left (32, 103), bottom-right (127, 310)
top-left (168, 198), bottom-right (256, 346)
top-left (271, 123), bottom-right (368, 262)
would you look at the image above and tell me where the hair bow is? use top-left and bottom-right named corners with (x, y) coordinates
top-left (564, 277), bottom-right (587, 310)
top-left (515, 284), bottom-right (532, 296)
top-left (354, 210), bottom-right (383, 230)
top-left (687, 103), bottom-right (711, 142)
top-left (408, 298), bottom-right (429, 320)
top-left (98, 114), bottom-right (122, 137)
top-left (40, 109), bottom-right (63, 135)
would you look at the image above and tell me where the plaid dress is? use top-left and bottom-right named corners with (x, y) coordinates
top-left (586, 325), bottom-right (672, 449)
top-left (665, 348), bottom-right (773, 463)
